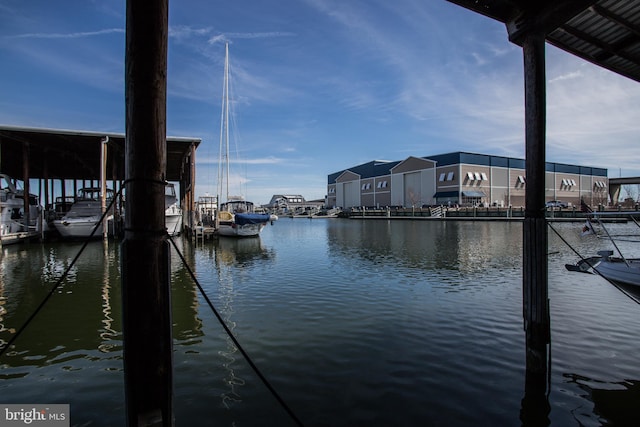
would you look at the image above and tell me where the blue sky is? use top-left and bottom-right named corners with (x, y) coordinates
top-left (2, 0), bottom-right (640, 205)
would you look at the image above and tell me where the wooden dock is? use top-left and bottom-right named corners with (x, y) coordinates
top-left (0, 231), bottom-right (41, 247)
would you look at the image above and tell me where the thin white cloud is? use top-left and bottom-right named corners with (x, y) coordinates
top-left (169, 26), bottom-right (213, 40)
top-left (6, 28), bottom-right (124, 39)
top-left (207, 31), bottom-right (296, 45)
top-left (548, 71), bottom-right (582, 83)
top-left (196, 156), bottom-right (284, 165)
top-left (242, 156), bottom-right (284, 165)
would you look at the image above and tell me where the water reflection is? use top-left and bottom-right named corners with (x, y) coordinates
top-left (99, 240), bottom-right (119, 353)
top-left (170, 236), bottom-right (204, 347)
top-left (520, 372), bottom-right (551, 427)
top-left (564, 373), bottom-right (640, 426)
top-left (211, 237), bottom-right (273, 409)
top-left (326, 220), bottom-right (522, 289)
top-left (0, 220), bottom-right (638, 425)
top-left (0, 241), bottom-right (121, 367)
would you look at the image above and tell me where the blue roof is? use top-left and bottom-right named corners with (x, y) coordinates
top-left (328, 160), bottom-right (400, 184)
top-left (329, 151), bottom-right (608, 183)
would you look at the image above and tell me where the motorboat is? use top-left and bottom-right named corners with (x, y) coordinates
top-left (196, 195), bottom-right (217, 226)
top-left (1, 173), bottom-right (44, 244)
top-left (565, 213), bottom-right (640, 291)
top-left (566, 250), bottom-right (640, 288)
top-left (53, 187), bottom-right (114, 239)
top-left (165, 183), bottom-right (182, 236)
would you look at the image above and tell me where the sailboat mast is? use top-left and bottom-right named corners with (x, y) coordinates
top-left (217, 42), bottom-right (230, 203)
top-left (224, 42), bottom-right (230, 202)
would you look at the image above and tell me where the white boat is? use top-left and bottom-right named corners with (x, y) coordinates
top-left (165, 183), bottom-right (182, 236)
top-left (196, 195), bottom-right (217, 226)
top-left (53, 187), bottom-right (114, 239)
top-left (1, 173), bottom-right (44, 244)
top-left (217, 197), bottom-right (276, 237)
top-left (214, 43), bottom-right (277, 238)
top-left (566, 250), bottom-right (640, 288)
top-left (565, 214), bottom-right (640, 291)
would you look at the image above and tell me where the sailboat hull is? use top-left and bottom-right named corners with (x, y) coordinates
top-left (217, 221), bottom-right (265, 237)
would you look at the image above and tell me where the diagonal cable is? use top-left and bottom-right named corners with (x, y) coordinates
top-left (168, 236), bottom-right (304, 426)
top-left (0, 190), bottom-right (121, 357)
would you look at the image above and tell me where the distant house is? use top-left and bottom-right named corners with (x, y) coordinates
top-left (265, 195), bottom-right (324, 214)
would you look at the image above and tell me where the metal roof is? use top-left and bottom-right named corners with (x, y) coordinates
top-left (447, 0), bottom-right (640, 83)
top-left (0, 125), bottom-right (200, 182)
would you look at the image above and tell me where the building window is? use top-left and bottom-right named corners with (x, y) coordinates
top-left (474, 172), bottom-right (482, 181)
top-left (517, 175), bottom-right (525, 184)
top-left (467, 172), bottom-right (474, 180)
top-left (480, 172), bottom-right (488, 181)
top-left (447, 171), bottom-right (454, 181)
top-left (439, 173), bottom-right (446, 182)
top-left (377, 181), bottom-right (388, 188)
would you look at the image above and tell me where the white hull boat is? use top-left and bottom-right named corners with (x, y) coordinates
top-left (213, 43), bottom-right (277, 238)
top-left (565, 213), bottom-right (640, 293)
top-left (1, 173), bottom-right (44, 244)
top-left (216, 200), bottom-right (275, 237)
top-left (53, 187), bottom-right (113, 239)
top-left (566, 250), bottom-right (640, 288)
top-left (55, 216), bottom-right (104, 238)
top-left (165, 183), bottom-right (182, 236)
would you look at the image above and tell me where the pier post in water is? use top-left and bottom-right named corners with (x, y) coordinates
top-left (521, 31), bottom-right (550, 383)
top-left (122, 0), bottom-right (173, 425)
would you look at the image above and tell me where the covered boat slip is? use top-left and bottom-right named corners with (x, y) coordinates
top-left (0, 125), bottom-right (201, 235)
top-left (448, 0), bottom-right (640, 401)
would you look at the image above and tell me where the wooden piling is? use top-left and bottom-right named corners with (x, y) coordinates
top-left (522, 31), bottom-right (550, 378)
top-left (22, 142), bottom-right (30, 233)
top-left (121, 0), bottom-right (173, 426)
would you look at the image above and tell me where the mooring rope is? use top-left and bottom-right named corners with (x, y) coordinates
top-left (0, 188), bottom-right (304, 425)
top-left (167, 236), bottom-right (304, 427)
top-left (547, 221), bottom-right (640, 305)
top-left (0, 190), bottom-right (120, 358)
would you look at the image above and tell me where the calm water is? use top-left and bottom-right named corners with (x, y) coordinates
top-left (1, 218), bottom-right (640, 426)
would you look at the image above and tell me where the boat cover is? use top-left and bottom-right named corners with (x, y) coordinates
top-left (234, 213), bottom-right (272, 226)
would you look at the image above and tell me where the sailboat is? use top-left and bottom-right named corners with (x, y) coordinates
top-left (215, 42), bottom-right (277, 237)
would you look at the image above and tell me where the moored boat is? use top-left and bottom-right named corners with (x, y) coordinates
top-left (213, 43), bottom-right (277, 238)
top-left (1, 173), bottom-right (44, 244)
top-left (565, 213), bottom-right (640, 291)
top-left (52, 187), bottom-right (114, 239)
top-left (217, 198), bottom-right (275, 237)
top-left (566, 250), bottom-right (640, 288)
top-left (165, 182), bottom-right (182, 236)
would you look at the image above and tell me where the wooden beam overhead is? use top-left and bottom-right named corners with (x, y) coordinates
top-left (447, 0), bottom-right (640, 83)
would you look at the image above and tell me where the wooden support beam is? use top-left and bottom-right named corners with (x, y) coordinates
top-left (522, 31), bottom-right (550, 379)
top-left (100, 136), bottom-right (108, 239)
top-left (22, 142), bottom-right (30, 232)
top-left (122, 0), bottom-right (173, 426)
